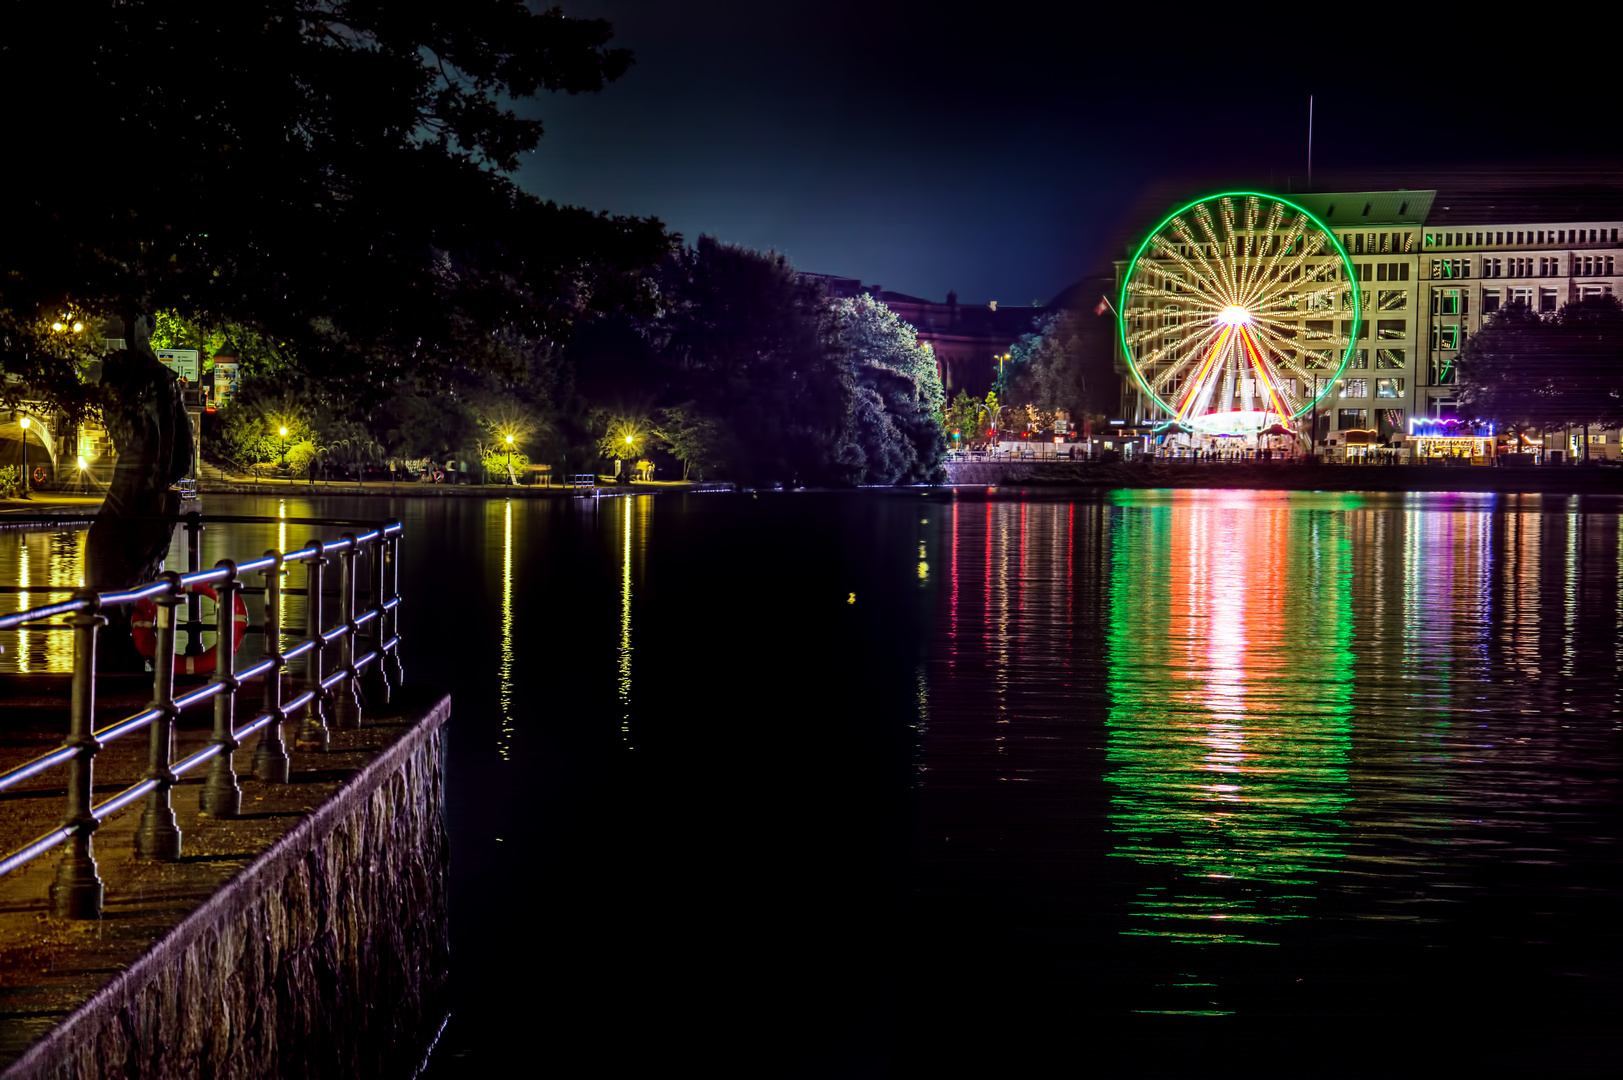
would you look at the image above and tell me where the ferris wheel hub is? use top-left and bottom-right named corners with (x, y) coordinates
top-left (1217, 305), bottom-right (1251, 326)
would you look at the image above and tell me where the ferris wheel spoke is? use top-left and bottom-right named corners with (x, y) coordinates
top-left (1188, 205), bottom-right (1234, 293)
top-left (1148, 236), bottom-right (1229, 301)
top-left (1166, 220), bottom-right (1236, 303)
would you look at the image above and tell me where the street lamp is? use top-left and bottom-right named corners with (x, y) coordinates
top-left (505, 433), bottom-right (515, 484)
top-left (18, 415), bottom-right (31, 499)
top-left (278, 425), bottom-right (289, 471)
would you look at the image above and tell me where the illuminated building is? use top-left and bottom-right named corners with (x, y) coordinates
top-left (1113, 186), bottom-right (1623, 455)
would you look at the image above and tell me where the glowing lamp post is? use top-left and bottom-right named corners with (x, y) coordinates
top-left (278, 426), bottom-right (289, 472)
top-left (18, 415), bottom-right (31, 499)
top-left (505, 433), bottom-right (515, 484)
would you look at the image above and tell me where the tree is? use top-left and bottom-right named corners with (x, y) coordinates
top-left (1457, 296), bottom-right (1623, 429)
top-left (0, 2), bottom-right (639, 662)
top-left (640, 238), bottom-right (849, 487)
top-left (995, 309), bottom-right (1119, 419)
top-left (830, 295), bottom-right (947, 484)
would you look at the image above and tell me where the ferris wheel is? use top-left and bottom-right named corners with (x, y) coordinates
top-left (1118, 192), bottom-right (1358, 436)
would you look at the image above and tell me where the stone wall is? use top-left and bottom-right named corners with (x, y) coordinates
top-left (2, 695), bottom-right (450, 1080)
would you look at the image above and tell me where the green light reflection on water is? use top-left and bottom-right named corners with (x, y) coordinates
top-left (1104, 490), bottom-right (1357, 943)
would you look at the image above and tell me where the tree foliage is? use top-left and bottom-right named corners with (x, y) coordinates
top-left (1457, 296), bottom-right (1623, 428)
top-left (0, 2), bottom-right (639, 407)
top-left (624, 240), bottom-right (946, 487)
top-left (994, 309), bottom-right (1118, 419)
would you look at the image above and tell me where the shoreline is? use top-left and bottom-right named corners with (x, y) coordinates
top-left (949, 460), bottom-right (1623, 497)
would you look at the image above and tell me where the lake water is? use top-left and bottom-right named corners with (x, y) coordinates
top-left (3, 489), bottom-right (1621, 1074)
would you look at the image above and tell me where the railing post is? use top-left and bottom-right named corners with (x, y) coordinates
top-left (52, 590), bottom-right (105, 918)
top-left (253, 550), bottom-right (290, 783)
top-left (297, 541), bottom-right (331, 751)
top-left (135, 573), bottom-right (183, 861)
top-left (364, 531), bottom-right (391, 707)
top-left (182, 511), bottom-right (205, 661)
top-left (333, 534), bottom-right (364, 729)
top-left (384, 526), bottom-right (404, 688)
top-left (200, 559), bottom-right (242, 817)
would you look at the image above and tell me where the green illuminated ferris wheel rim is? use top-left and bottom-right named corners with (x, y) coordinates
top-left (1117, 192), bottom-right (1359, 430)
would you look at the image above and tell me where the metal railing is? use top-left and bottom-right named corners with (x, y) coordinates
top-left (0, 513), bottom-right (404, 919)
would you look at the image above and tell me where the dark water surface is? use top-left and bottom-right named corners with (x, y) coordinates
top-left (5, 489), bottom-right (1622, 1074)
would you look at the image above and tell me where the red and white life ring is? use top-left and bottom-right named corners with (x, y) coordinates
top-left (31, 466), bottom-right (46, 485)
top-left (132, 584), bottom-right (249, 675)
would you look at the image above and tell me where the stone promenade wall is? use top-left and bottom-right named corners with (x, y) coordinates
top-left (2, 695), bottom-right (451, 1080)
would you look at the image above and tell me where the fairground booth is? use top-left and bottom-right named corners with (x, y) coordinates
top-left (1409, 417), bottom-right (1494, 464)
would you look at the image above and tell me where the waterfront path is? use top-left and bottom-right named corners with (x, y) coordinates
top-left (0, 682), bottom-right (449, 1075)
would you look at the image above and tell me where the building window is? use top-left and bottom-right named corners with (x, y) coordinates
top-left (1338, 409), bottom-right (1369, 429)
top-left (1432, 325), bottom-right (1460, 350)
top-left (1339, 379), bottom-right (1369, 398)
top-left (1339, 320), bottom-right (1369, 340)
top-left (1377, 319), bottom-right (1407, 340)
top-left (1512, 286), bottom-right (1532, 307)
top-left (1433, 290), bottom-right (1460, 315)
top-left (1346, 349), bottom-right (1369, 369)
top-left (1540, 289), bottom-right (1558, 312)
top-left (1377, 348), bottom-right (1406, 369)
top-left (1377, 378), bottom-right (1405, 398)
top-left (1377, 289), bottom-right (1407, 311)
top-left (1482, 289), bottom-right (1501, 313)
top-left (1361, 263), bottom-right (1373, 282)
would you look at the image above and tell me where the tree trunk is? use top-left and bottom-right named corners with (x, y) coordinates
top-left (86, 312), bottom-right (194, 672)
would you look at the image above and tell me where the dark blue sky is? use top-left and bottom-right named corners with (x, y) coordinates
top-left (515, 2), bottom-right (1616, 305)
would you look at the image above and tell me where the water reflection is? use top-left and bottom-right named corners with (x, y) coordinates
top-left (616, 496), bottom-right (651, 750)
top-left (497, 498), bottom-right (515, 761)
top-left (1, 527), bottom-right (87, 673)
top-left (1104, 491), bottom-right (1354, 942)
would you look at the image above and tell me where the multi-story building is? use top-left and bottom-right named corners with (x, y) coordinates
top-left (1113, 187), bottom-right (1623, 453)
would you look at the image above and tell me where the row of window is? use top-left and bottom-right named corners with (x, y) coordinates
top-left (1428, 227), bottom-right (1619, 248)
top-left (1347, 261), bottom-right (1410, 282)
top-left (1341, 232), bottom-right (1414, 255)
top-left (1304, 348), bottom-right (1407, 370)
top-left (1330, 409), bottom-right (1406, 432)
top-left (1336, 378), bottom-right (1406, 399)
top-left (1430, 255), bottom-right (1617, 279)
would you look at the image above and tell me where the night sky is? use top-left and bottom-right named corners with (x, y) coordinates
top-left (517, 2), bottom-right (1622, 305)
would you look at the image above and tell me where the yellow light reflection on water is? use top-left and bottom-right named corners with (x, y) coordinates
top-left (17, 537), bottom-right (30, 674)
top-left (498, 499), bottom-right (514, 761)
top-left (618, 498), bottom-right (633, 748)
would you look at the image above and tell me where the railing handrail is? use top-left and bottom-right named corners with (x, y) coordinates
top-left (0, 517), bottom-right (400, 630)
top-left (0, 511), bottom-right (406, 918)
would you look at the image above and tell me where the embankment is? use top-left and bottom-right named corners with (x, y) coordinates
top-left (0, 687), bottom-right (451, 1080)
